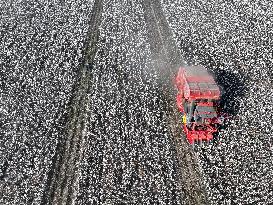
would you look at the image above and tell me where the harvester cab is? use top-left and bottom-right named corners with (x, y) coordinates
top-left (175, 66), bottom-right (224, 144)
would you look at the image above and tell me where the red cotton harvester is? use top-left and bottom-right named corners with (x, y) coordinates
top-left (175, 66), bottom-right (225, 144)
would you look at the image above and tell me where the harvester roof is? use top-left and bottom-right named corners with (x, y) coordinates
top-left (177, 66), bottom-right (220, 100)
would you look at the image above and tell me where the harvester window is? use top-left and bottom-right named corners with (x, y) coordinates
top-left (184, 101), bottom-right (195, 124)
top-left (183, 101), bottom-right (188, 113)
top-left (184, 101), bottom-right (191, 114)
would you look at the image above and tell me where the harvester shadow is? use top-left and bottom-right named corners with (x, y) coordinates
top-left (212, 68), bottom-right (249, 116)
top-left (209, 68), bottom-right (249, 146)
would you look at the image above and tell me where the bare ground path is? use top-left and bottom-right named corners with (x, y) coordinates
top-left (142, 0), bottom-right (209, 204)
top-left (41, 0), bottom-right (103, 204)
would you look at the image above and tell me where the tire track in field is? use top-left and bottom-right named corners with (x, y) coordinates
top-left (142, 0), bottom-right (209, 204)
top-left (41, 0), bottom-right (103, 204)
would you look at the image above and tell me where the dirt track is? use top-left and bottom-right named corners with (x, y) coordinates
top-left (41, 0), bottom-right (103, 204)
top-left (142, 0), bottom-right (208, 204)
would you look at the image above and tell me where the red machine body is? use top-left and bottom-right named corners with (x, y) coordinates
top-left (175, 66), bottom-right (223, 144)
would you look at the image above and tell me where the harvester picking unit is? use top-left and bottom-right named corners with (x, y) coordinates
top-left (175, 66), bottom-right (224, 144)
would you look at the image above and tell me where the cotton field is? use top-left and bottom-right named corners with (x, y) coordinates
top-left (1, 0), bottom-right (272, 204)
